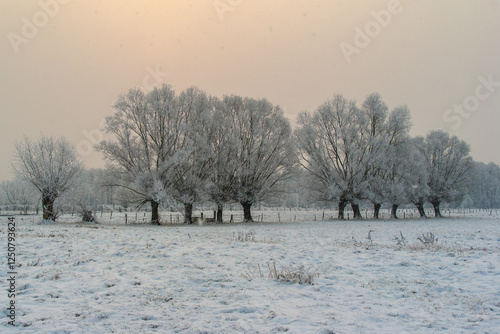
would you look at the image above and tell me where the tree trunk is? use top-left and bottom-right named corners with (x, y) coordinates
top-left (373, 203), bottom-right (381, 219)
top-left (184, 203), bottom-right (193, 224)
top-left (338, 198), bottom-right (347, 220)
top-left (42, 195), bottom-right (55, 221)
top-left (151, 201), bottom-right (160, 225)
top-left (216, 203), bottom-right (223, 223)
top-left (391, 204), bottom-right (399, 219)
top-left (415, 201), bottom-right (427, 218)
top-left (241, 202), bottom-right (253, 222)
top-left (352, 203), bottom-right (363, 219)
top-left (431, 200), bottom-right (442, 218)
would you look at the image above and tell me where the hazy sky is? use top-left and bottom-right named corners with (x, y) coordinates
top-left (1, 0), bottom-right (499, 181)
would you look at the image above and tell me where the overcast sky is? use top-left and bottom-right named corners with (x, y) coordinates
top-left (1, 0), bottom-right (499, 181)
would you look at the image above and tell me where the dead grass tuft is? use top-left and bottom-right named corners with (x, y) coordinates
top-left (242, 262), bottom-right (315, 285)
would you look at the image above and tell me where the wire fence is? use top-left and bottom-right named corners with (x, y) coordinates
top-left (2, 207), bottom-right (498, 224)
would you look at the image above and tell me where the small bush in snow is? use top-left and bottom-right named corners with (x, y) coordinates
top-left (242, 262), bottom-right (315, 285)
top-left (417, 232), bottom-right (438, 245)
top-left (231, 231), bottom-right (278, 244)
top-left (274, 265), bottom-right (315, 285)
top-left (393, 231), bottom-right (407, 247)
top-left (367, 230), bottom-right (375, 245)
top-left (81, 209), bottom-right (97, 223)
top-left (232, 231), bottom-right (256, 242)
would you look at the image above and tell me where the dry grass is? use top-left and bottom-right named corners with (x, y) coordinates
top-left (231, 231), bottom-right (279, 244)
top-left (242, 262), bottom-right (315, 285)
top-left (393, 231), bottom-right (407, 247)
top-left (417, 232), bottom-right (438, 245)
top-left (232, 231), bottom-right (256, 242)
top-left (344, 230), bottom-right (489, 254)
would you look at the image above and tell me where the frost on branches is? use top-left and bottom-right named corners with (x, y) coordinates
top-left (296, 94), bottom-right (372, 219)
top-left (222, 96), bottom-right (297, 222)
top-left (13, 136), bottom-right (83, 221)
top-left (1, 178), bottom-right (39, 214)
top-left (416, 130), bottom-right (475, 217)
top-left (296, 93), bottom-right (427, 220)
top-left (97, 84), bottom-right (297, 224)
top-left (96, 85), bottom-right (182, 224)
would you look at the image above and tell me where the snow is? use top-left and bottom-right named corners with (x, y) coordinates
top-left (1, 212), bottom-right (499, 333)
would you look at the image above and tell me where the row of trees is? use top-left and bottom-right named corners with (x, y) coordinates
top-left (7, 85), bottom-right (493, 223)
top-left (95, 85), bottom-right (296, 224)
top-left (1, 168), bottom-right (115, 218)
top-left (295, 93), bottom-right (475, 219)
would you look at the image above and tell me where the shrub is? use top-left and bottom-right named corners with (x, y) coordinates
top-left (417, 232), bottom-right (438, 245)
top-left (393, 231), bottom-right (406, 247)
top-left (232, 231), bottom-right (256, 242)
top-left (242, 262), bottom-right (315, 285)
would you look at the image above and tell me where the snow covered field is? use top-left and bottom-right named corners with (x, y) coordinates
top-left (1, 213), bottom-right (499, 333)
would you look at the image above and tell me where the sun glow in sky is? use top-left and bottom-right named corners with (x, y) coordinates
top-left (1, 0), bottom-right (499, 180)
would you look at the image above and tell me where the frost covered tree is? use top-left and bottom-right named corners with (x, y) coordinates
top-left (405, 138), bottom-right (431, 218)
top-left (59, 169), bottom-right (105, 222)
top-left (1, 178), bottom-right (39, 214)
top-left (416, 130), bottom-right (475, 217)
top-left (96, 85), bottom-right (183, 225)
top-left (383, 136), bottom-right (429, 219)
top-left (98, 86), bottom-right (295, 224)
top-left (60, 181), bottom-right (97, 222)
top-left (202, 97), bottom-right (238, 222)
top-left (12, 136), bottom-right (83, 220)
top-left (168, 87), bottom-right (217, 224)
top-left (363, 99), bottom-right (413, 219)
top-left (460, 194), bottom-right (474, 209)
top-left (384, 107), bottom-right (415, 218)
top-left (360, 93), bottom-right (390, 218)
top-left (470, 162), bottom-right (500, 209)
top-left (224, 95), bottom-right (296, 222)
top-left (296, 94), bottom-right (374, 219)
top-left (85, 168), bottom-right (116, 206)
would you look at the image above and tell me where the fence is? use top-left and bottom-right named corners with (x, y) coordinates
top-left (1, 207), bottom-right (497, 224)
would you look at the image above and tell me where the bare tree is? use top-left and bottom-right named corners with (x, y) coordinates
top-left (12, 136), bottom-right (83, 221)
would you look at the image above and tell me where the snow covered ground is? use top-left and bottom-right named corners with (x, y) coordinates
top-left (1, 212), bottom-right (499, 333)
